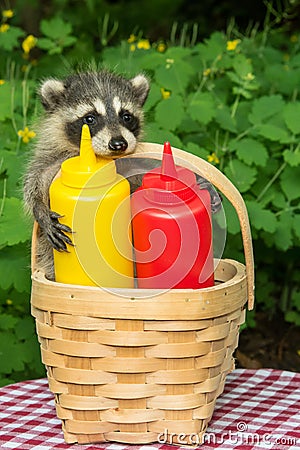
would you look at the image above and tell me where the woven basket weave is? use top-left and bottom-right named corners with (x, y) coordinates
top-left (31, 143), bottom-right (254, 446)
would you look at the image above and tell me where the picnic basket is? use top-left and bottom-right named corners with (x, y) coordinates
top-left (30, 142), bottom-right (255, 446)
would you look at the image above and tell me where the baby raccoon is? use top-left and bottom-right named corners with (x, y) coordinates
top-left (23, 70), bottom-right (150, 279)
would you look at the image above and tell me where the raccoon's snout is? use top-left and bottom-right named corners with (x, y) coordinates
top-left (108, 137), bottom-right (128, 153)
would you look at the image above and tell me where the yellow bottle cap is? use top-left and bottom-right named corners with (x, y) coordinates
top-left (61, 124), bottom-right (116, 188)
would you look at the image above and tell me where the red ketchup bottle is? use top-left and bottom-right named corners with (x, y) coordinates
top-left (131, 142), bottom-right (214, 289)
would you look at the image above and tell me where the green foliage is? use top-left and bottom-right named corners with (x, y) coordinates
top-left (37, 17), bottom-right (77, 55)
top-left (0, 4), bottom-right (299, 385)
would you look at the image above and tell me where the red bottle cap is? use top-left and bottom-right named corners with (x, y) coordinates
top-left (142, 142), bottom-right (197, 203)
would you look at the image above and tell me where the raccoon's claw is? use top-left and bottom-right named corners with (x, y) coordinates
top-left (47, 210), bottom-right (74, 252)
top-left (49, 211), bottom-right (73, 234)
top-left (36, 209), bottom-right (73, 252)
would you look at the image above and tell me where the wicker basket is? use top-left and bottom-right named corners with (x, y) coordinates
top-left (31, 143), bottom-right (255, 446)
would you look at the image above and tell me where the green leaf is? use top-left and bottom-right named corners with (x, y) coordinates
top-left (293, 214), bottom-right (300, 240)
top-left (48, 46), bottom-right (62, 55)
top-left (0, 150), bottom-right (27, 197)
top-left (224, 159), bottom-right (257, 193)
top-left (215, 105), bottom-right (237, 133)
top-left (222, 197), bottom-right (240, 234)
top-left (283, 149), bottom-right (300, 167)
top-left (229, 138), bottom-right (268, 166)
top-left (265, 64), bottom-right (300, 96)
top-left (256, 124), bottom-right (289, 142)
top-left (273, 212), bottom-right (293, 250)
top-left (0, 333), bottom-right (24, 373)
top-left (0, 83), bottom-right (12, 121)
top-left (271, 191), bottom-right (286, 209)
top-left (136, 52), bottom-right (164, 71)
top-left (280, 166), bottom-right (300, 201)
top-left (63, 36), bottom-right (77, 48)
top-left (196, 32), bottom-right (226, 62)
top-left (226, 71), bottom-right (241, 85)
top-left (144, 82), bottom-right (162, 112)
top-left (232, 86), bottom-right (253, 99)
top-left (40, 17), bottom-right (73, 40)
top-left (285, 310), bottom-right (300, 326)
top-left (249, 95), bottom-right (285, 124)
top-left (0, 26), bottom-right (25, 51)
top-left (15, 317), bottom-right (35, 340)
top-left (0, 244), bottom-right (31, 293)
top-left (0, 314), bottom-right (18, 330)
top-left (246, 200), bottom-right (277, 232)
top-left (36, 37), bottom-right (56, 51)
top-left (188, 92), bottom-right (215, 125)
top-left (144, 123), bottom-right (182, 148)
top-left (0, 197), bottom-right (31, 246)
top-left (232, 54), bottom-right (253, 79)
top-left (235, 101), bottom-right (252, 133)
top-left (185, 142), bottom-right (209, 159)
top-left (283, 102), bottom-right (300, 135)
top-left (155, 95), bottom-right (185, 131)
top-left (155, 59), bottom-right (194, 93)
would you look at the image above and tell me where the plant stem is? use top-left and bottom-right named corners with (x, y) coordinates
top-left (231, 94), bottom-right (240, 118)
top-left (257, 161), bottom-right (286, 202)
top-left (9, 62), bottom-right (18, 136)
top-left (0, 178), bottom-right (7, 218)
top-left (22, 65), bottom-right (32, 128)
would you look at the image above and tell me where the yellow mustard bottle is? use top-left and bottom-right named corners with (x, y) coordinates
top-left (49, 124), bottom-right (134, 288)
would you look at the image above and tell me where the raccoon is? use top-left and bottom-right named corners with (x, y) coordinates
top-left (23, 70), bottom-right (150, 279)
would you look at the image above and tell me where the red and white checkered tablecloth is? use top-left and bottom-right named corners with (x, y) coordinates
top-left (0, 369), bottom-right (299, 450)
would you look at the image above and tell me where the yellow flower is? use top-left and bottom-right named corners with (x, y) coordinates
top-left (226, 39), bottom-right (240, 51)
top-left (18, 127), bottom-right (36, 144)
top-left (22, 34), bottom-right (37, 54)
top-left (127, 34), bottom-right (136, 43)
top-left (203, 68), bottom-right (211, 77)
top-left (137, 39), bottom-right (150, 50)
top-left (6, 299), bottom-right (13, 305)
top-left (160, 87), bottom-right (171, 100)
top-left (129, 44), bottom-right (136, 52)
top-left (207, 152), bottom-right (220, 164)
top-left (0, 23), bottom-right (9, 33)
top-left (0, 79), bottom-right (5, 85)
top-left (2, 9), bottom-right (14, 19)
top-left (157, 42), bottom-right (166, 53)
top-left (290, 35), bottom-right (298, 43)
top-left (244, 72), bottom-right (255, 81)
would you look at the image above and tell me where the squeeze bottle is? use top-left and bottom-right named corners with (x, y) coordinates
top-left (49, 124), bottom-right (134, 288)
top-left (131, 142), bottom-right (214, 289)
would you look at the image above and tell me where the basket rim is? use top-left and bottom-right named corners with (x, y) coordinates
top-left (32, 257), bottom-right (246, 297)
top-left (31, 258), bottom-right (247, 320)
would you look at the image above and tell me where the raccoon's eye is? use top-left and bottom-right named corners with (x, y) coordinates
top-left (121, 112), bottom-right (133, 123)
top-left (83, 114), bottom-right (96, 125)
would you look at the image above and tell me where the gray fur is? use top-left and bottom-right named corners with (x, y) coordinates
top-left (23, 70), bottom-right (150, 279)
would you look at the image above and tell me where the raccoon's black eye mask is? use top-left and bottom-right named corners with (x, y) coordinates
top-left (119, 109), bottom-right (139, 134)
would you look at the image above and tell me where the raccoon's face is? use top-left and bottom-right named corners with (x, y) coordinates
top-left (39, 71), bottom-right (150, 157)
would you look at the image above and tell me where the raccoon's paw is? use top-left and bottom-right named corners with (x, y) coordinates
top-left (47, 211), bottom-right (73, 252)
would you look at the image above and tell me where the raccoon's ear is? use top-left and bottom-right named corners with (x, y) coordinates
top-left (130, 74), bottom-right (150, 106)
top-left (39, 79), bottom-right (65, 111)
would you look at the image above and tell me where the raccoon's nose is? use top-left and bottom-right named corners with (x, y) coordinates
top-left (108, 137), bottom-right (128, 152)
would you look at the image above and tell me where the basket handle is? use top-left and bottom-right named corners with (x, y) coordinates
top-left (131, 142), bottom-right (255, 310)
